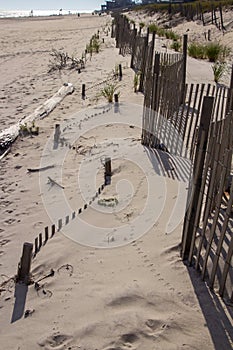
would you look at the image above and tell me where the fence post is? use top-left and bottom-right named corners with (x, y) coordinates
top-left (17, 242), bottom-right (33, 284)
top-left (119, 64), bottom-right (122, 81)
top-left (104, 157), bottom-right (112, 185)
top-left (139, 28), bottom-right (149, 93)
top-left (182, 34), bottom-right (188, 103)
top-left (181, 96), bottom-right (214, 261)
top-left (150, 53), bottom-right (160, 147)
top-left (219, 4), bottom-right (224, 30)
top-left (53, 124), bottom-right (60, 150)
top-left (130, 27), bottom-right (137, 69)
top-left (82, 84), bottom-right (86, 100)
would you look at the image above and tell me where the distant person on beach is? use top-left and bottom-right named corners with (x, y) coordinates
top-left (78, 13), bottom-right (80, 17)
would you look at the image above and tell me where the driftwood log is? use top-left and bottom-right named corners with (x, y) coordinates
top-left (0, 83), bottom-right (74, 157)
top-left (0, 147), bottom-right (10, 161)
top-left (27, 165), bottom-right (55, 172)
top-left (47, 176), bottom-right (64, 189)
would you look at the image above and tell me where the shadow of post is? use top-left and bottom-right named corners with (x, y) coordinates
top-left (11, 283), bottom-right (28, 323)
top-left (186, 266), bottom-right (233, 350)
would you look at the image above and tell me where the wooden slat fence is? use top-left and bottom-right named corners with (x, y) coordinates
top-left (113, 13), bottom-right (135, 56)
top-left (168, 2), bottom-right (225, 30)
top-left (141, 51), bottom-right (185, 150)
top-left (111, 12), bottom-right (232, 301)
top-left (131, 32), bottom-right (149, 72)
top-left (181, 99), bottom-right (233, 302)
top-left (112, 13), bottom-right (149, 74)
top-left (143, 77), bottom-right (233, 300)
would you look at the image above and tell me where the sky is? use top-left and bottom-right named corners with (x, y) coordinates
top-left (0, 1), bottom-right (104, 11)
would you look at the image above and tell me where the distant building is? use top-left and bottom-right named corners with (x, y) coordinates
top-left (101, 0), bottom-right (135, 11)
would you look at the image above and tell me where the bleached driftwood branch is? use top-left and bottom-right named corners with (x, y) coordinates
top-left (0, 83), bottom-right (74, 151)
top-left (47, 176), bottom-right (65, 189)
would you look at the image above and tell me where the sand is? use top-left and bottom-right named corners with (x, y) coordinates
top-left (0, 11), bottom-right (232, 350)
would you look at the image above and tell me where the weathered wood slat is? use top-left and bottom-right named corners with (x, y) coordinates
top-left (187, 135), bottom-right (215, 263)
top-left (219, 229), bottom-right (233, 297)
top-left (209, 181), bottom-right (233, 289)
top-left (195, 143), bottom-right (220, 269)
top-left (0, 83), bottom-right (74, 149)
top-left (201, 150), bottom-right (231, 279)
top-left (181, 96), bottom-right (214, 261)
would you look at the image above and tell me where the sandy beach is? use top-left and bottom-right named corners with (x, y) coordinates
top-left (0, 10), bottom-right (232, 350)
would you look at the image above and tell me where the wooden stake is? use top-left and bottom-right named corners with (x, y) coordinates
top-left (17, 242), bottom-right (33, 284)
top-left (182, 34), bottom-right (188, 103)
top-left (53, 124), bottom-right (60, 150)
top-left (119, 64), bottom-right (122, 81)
top-left (82, 84), bottom-right (86, 100)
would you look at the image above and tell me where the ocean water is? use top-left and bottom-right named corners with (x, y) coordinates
top-left (0, 9), bottom-right (95, 18)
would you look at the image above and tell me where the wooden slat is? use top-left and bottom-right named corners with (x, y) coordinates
top-left (181, 130), bottom-right (207, 261)
top-left (201, 150), bottom-right (231, 279)
top-left (185, 83), bottom-right (199, 157)
top-left (187, 135), bottom-right (215, 263)
top-left (219, 232), bottom-right (233, 297)
top-left (190, 83), bottom-right (205, 160)
top-left (209, 181), bottom-right (233, 289)
top-left (195, 142), bottom-right (220, 269)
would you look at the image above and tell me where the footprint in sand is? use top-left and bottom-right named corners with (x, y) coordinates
top-left (145, 318), bottom-right (169, 338)
top-left (38, 333), bottom-right (72, 349)
top-left (33, 221), bottom-right (44, 229)
top-left (57, 264), bottom-right (73, 277)
top-left (37, 287), bottom-right (53, 299)
top-left (104, 332), bottom-right (138, 350)
top-left (4, 218), bottom-right (16, 225)
top-left (0, 239), bottom-right (10, 246)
